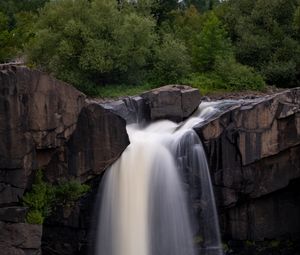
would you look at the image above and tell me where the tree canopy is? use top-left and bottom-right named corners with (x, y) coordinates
top-left (1, 0), bottom-right (300, 96)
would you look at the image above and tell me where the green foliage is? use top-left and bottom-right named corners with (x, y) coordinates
top-left (216, 0), bottom-right (300, 87)
top-left (215, 57), bottom-right (266, 91)
top-left (3, 0), bottom-right (298, 94)
top-left (23, 169), bottom-right (90, 224)
top-left (26, 210), bottom-right (44, 225)
top-left (184, 56), bottom-right (265, 93)
top-left (54, 180), bottom-right (90, 207)
top-left (185, 0), bottom-right (220, 12)
top-left (0, 12), bottom-right (16, 62)
top-left (183, 72), bottom-right (225, 94)
top-left (192, 12), bottom-right (232, 72)
top-left (22, 169), bottom-right (55, 223)
top-left (0, 0), bottom-right (48, 62)
top-left (152, 33), bottom-right (191, 85)
top-left (27, 0), bottom-right (159, 88)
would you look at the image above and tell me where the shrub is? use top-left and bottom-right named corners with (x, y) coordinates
top-left (152, 33), bottom-right (191, 85)
top-left (54, 180), bottom-right (90, 207)
top-left (26, 210), bottom-right (44, 225)
top-left (23, 169), bottom-right (90, 224)
top-left (215, 57), bottom-right (266, 91)
top-left (22, 169), bottom-right (55, 223)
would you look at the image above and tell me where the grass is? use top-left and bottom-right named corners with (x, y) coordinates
top-left (96, 83), bottom-right (156, 98)
top-left (76, 82), bottom-right (157, 99)
top-left (75, 71), bottom-right (266, 99)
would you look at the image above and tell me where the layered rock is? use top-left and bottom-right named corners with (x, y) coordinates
top-left (194, 88), bottom-right (300, 242)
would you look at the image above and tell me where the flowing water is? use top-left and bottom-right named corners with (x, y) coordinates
top-left (94, 101), bottom-right (239, 255)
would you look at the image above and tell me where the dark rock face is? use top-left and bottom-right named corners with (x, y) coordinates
top-left (67, 102), bottom-right (129, 181)
top-left (0, 65), bottom-right (86, 196)
top-left (141, 85), bottom-right (201, 122)
top-left (0, 65), bottom-right (130, 255)
top-left (194, 88), bottom-right (300, 245)
top-left (0, 221), bottom-right (42, 255)
top-left (0, 65), bottom-right (86, 254)
top-left (1, 64), bottom-right (300, 255)
top-left (101, 96), bottom-right (150, 124)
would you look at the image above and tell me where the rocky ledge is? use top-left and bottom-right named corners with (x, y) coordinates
top-left (194, 89), bottom-right (300, 243)
top-left (0, 65), bottom-right (299, 255)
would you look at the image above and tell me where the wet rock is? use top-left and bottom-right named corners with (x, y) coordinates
top-left (141, 85), bottom-right (201, 122)
top-left (100, 96), bottom-right (150, 124)
top-left (67, 103), bottom-right (130, 180)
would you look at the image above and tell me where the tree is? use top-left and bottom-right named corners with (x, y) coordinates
top-left (0, 12), bottom-right (16, 62)
top-left (152, 33), bottom-right (191, 85)
top-left (215, 0), bottom-right (300, 87)
top-left (185, 0), bottom-right (220, 12)
top-left (27, 0), bottom-right (159, 90)
top-left (192, 12), bottom-right (232, 71)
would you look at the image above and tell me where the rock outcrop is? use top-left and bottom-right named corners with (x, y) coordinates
top-left (1, 64), bottom-right (300, 255)
top-left (0, 65), bottom-right (130, 255)
top-left (0, 65), bottom-right (86, 199)
top-left (141, 85), bottom-right (201, 122)
top-left (194, 88), bottom-right (300, 243)
top-left (67, 102), bottom-right (129, 180)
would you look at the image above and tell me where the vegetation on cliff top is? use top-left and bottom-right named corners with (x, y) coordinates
top-left (1, 0), bottom-right (300, 97)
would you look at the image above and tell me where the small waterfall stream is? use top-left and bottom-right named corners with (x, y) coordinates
top-left (94, 101), bottom-right (238, 255)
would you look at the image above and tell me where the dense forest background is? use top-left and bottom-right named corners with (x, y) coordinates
top-left (1, 0), bottom-right (300, 96)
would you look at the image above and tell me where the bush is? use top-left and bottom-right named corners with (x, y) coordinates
top-left (152, 33), bottom-right (191, 85)
top-left (22, 169), bottom-right (55, 223)
top-left (183, 72), bottom-right (224, 94)
top-left (26, 210), bottom-right (44, 225)
top-left (54, 180), bottom-right (90, 207)
top-left (27, 0), bottom-right (158, 89)
top-left (184, 57), bottom-right (265, 93)
top-left (215, 57), bottom-right (266, 91)
top-left (23, 169), bottom-right (90, 224)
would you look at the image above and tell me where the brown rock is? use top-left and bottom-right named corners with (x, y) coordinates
top-left (142, 85), bottom-right (201, 122)
top-left (193, 88), bottom-right (300, 242)
top-left (0, 221), bottom-right (42, 251)
top-left (67, 102), bottom-right (130, 180)
top-left (0, 65), bottom-right (86, 204)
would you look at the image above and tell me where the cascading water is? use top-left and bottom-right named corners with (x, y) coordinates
top-left (94, 101), bottom-right (237, 255)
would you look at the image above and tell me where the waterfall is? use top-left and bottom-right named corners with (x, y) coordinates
top-left (94, 101), bottom-right (236, 255)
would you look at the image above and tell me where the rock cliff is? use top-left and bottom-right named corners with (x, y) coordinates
top-left (0, 65), bottom-right (299, 255)
top-left (0, 65), bottom-right (129, 254)
top-left (194, 90), bottom-right (300, 252)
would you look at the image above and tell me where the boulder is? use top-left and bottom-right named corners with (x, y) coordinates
top-left (141, 85), bottom-right (201, 122)
top-left (67, 102), bottom-right (130, 180)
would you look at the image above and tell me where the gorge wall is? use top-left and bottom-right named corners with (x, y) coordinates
top-left (0, 65), bottom-right (299, 255)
